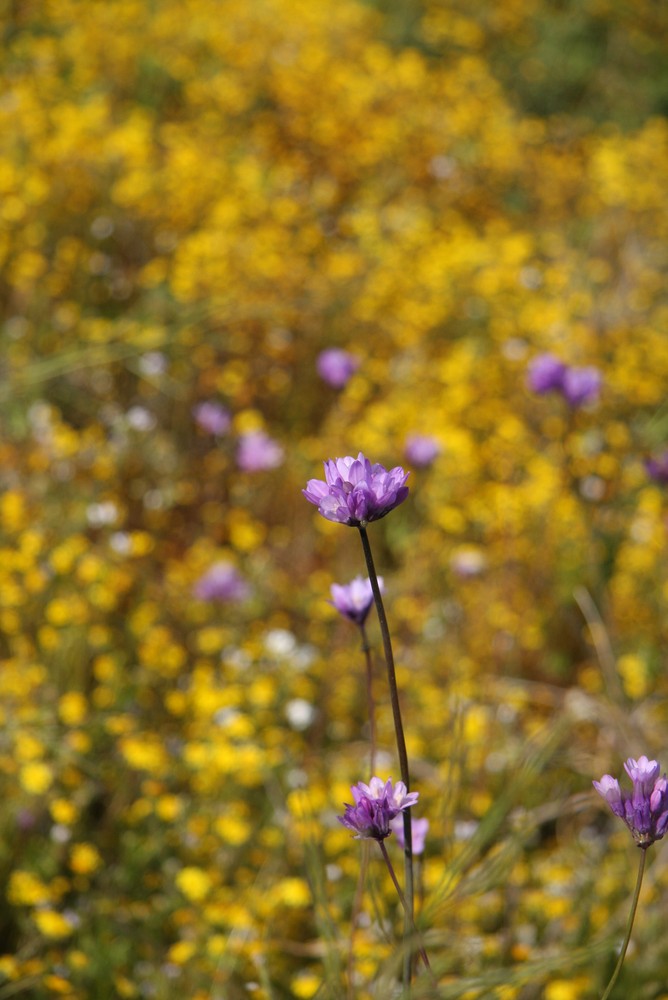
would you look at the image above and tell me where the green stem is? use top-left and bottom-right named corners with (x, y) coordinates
top-left (600, 848), bottom-right (647, 1000)
top-left (358, 524), bottom-right (414, 991)
top-left (359, 622), bottom-right (377, 774)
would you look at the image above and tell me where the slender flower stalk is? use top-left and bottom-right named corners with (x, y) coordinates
top-left (600, 848), bottom-right (646, 1000)
top-left (359, 622), bottom-right (377, 773)
top-left (358, 525), bottom-right (415, 987)
top-left (330, 576), bottom-right (383, 772)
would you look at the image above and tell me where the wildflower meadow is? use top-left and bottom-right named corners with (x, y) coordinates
top-left (2, 1), bottom-right (668, 997)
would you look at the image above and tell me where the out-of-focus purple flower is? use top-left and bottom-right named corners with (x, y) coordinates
top-left (193, 562), bottom-right (251, 602)
top-left (645, 451), bottom-right (668, 484)
top-left (527, 355), bottom-right (602, 408)
top-left (526, 353), bottom-right (567, 394)
top-left (594, 755), bottom-right (668, 848)
top-left (338, 777), bottom-right (419, 841)
top-left (193, 401), bottom-right (231, 436)
top-left (316, 348), bottom-right (360, 389)
top-left (404, 434), bottom-right (441, 468)
top-left (562, 366), bottom-right (602, 407)
top-left (303, 453), bottom-right (409, 526)
top-left (330, 575), bottom-right (383, 626)
top-left (16, 809), bottom-right (37, 832)
top-left (390, 815), bottom-right (429, 855)
top-left (237, 431), bottom-right (284, 472)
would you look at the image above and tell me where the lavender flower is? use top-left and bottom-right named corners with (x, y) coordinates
top-left (527, 355), bottom-right (602, 408)
top-left (645, 451), bottom-right (668, 484)
top-left (339, 777), bottom-right (419, 841)
top-left (330, 575), bottom-right (383, 626)
top-left (316, 348), bottom-right (360, 389)
top-left (237, 431), bottom-right (284, 472)
top-left (193, 401), bottom-right (231, 436)
top-left (404, 434), bottom-right (441, 468)
top-left (303, 453), bottom-right (409, 526)
top-left (562, 366), bottom-right (602, 407)
top-left (390, 815), bottom-right (429, 855)
top-left (594, 755), bottom-right (668, 848)
top-left (193, 562), bottom-right (251, 602)
top-left (526, 353), bottom-right (567, 394)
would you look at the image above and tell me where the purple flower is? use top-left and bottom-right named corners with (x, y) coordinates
top-left (303, 453), bottom-right (409, 526)
top-left (193, 562), bottom-right (251, 602)
top-left (562, 366), bottom-right (602, 407)
top-left (527, 355), bottom-right (602, 408)
top-left (193, 401), bottom-right (231, 436)
top-left (594, 755), bottom-right (668, 848)
top-left (316, 348), bottom-right (360, 389)
top-left (330, 575), bottom-right (382, 626)
top-left (338, 777), bottom-right (419, 841)
top-left (404, 434), bottom-right (441, 468)
top-left (527, 354), bottom-right (567, 394)
top-left (390, 815), bottom-right (429, 855)
top-left (645, 451), bottom-right (668, 484)
top-left (237, 431), bottom-right (284, 472)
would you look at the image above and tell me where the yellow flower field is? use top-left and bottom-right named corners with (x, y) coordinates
top-left (1, 0), bottom-right (668, 996)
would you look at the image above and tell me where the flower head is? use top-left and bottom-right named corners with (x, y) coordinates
top-left (338, 777), bottom-right (419, 841)
top-left (193, 562), bottom-right (251, 602)
top-left (316, 348), bottom-right (360, 388)
top-left (237, 431), bottom-right (284, 472)
top-left (303, 453), bottom-right (409, 526)
top-left (330, 575), bottom-right (383, 626)
top-left (527, 353), bottom-right (567, 394)
top-left (193, 401), bottom-right (231, 436)
top-left (594, 755), bottom-right (668, 848)
top-left (404, 434), bottom-right (441, 468)
top-left (645, 451), bottom-right (668, 484)
top-left (562, 366), bottom-right (602, 407)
